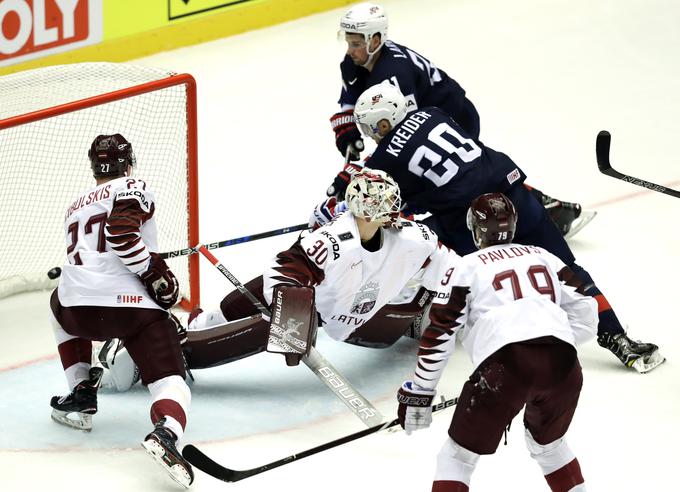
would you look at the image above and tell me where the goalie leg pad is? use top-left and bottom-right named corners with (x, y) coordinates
top-left (267, 284), bottom-right (317, 365)
top-left (183, 316), bottom-right (270, 369)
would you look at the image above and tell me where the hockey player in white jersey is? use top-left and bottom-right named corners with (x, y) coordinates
top-left (48, 134), bottom-right (193, 488)
top-left (162, 169), bottom-right (457, 373)
top-left (262, 168), bottom-right (458, 359)
top-left (396, 193), bottom-right (597, 492)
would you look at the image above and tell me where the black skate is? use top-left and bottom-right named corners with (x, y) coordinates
top-left (50, 367), bottom-right (104, 431)
top-left (142, 419), bottom-right (194, 488)
top-left (529, 188), bottom-right (597, 239)
top-left (598, 332), bottom-right (666, 373)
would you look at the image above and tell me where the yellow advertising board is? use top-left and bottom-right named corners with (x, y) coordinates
top-left (0, 0), bottom-right (353, 75)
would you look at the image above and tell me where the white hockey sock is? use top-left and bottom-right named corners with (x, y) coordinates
top-left (148, 375), bottom-right (191, 440)
top-left (525, 429), bottom-right (585, 491)
top-left (433, 438), bottom-right (480, 488)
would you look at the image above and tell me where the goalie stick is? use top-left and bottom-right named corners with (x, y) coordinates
top-left (182, 396), bottom-right (458, 483)
top-left (196, 245), bottom-right (385, 428)
top-left (596, 130), bottom-right (680, 199)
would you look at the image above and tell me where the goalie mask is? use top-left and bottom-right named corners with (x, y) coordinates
top-left (354, 82), bottom-right (408, 141)
top-left (89, 133), bottom-right (136, 179)
top-left (345, 168), bottom-right (402, 226)
top-left (339, 3), bottom-right (388, 59)
top-left (466, 193), bottom-right (518, 249)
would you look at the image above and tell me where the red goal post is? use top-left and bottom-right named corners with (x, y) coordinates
top-left (0, 63), bottom-right (200, 310)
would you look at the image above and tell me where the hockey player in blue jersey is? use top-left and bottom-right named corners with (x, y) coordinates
top-left (346, 81), bottom-right (664, 373)
top-left (328, 2), bottom-right (594, 238)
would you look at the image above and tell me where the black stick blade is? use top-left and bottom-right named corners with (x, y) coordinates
top-left (182, 444), bottom-right (240, 482)
top-left (596, 130), bottom-right (612, 172)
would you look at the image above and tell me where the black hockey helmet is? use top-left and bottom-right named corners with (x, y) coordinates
top-left (466, 192), bottom-right (517, 249)
top-left (88, 134), bottom-right (136, 179)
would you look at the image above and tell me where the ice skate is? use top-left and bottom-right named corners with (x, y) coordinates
top-left (598, 332), bottom-right (666, 373)
top-left (50, 367), bottom-right (104, 431)
top-left (142, 418), bottom-right (194, 488)
top-left (538, 192), bottom-right (597, 239)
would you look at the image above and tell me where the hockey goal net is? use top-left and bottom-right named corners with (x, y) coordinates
top-left (0, 63), bottom-right (199, 309)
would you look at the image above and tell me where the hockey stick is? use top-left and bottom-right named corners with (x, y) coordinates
top-left (45, 223), bottom-right (309, 280)
top-left (596, 130), bottom-right (680, 198)
top-left (196, 245), bottom-right (385, 428)
top-left (182, 396), bottom-right (458, 483)
top-left (160, 223), bottom-right (308, 259)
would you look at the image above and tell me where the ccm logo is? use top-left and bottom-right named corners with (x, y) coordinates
top-left (0, 0), bottom-right (101, 64)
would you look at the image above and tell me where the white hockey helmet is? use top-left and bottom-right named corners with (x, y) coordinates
top-left (354, 82), bottom-right (408, 140)
top-left (345, 168), bottom-right (402, 226)
top-left (339, 3), bottom-right (388, 55)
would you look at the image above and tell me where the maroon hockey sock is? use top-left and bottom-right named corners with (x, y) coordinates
top-left (57, 338), bottom-right (92, 370)
top-left (544, 458), bottom-right (584, 492)
top-left (151, 398), bottom-right (187, 431)
top-left (432, 480), bottom-right (469, 492)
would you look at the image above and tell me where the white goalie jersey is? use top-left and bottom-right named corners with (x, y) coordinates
top-left (57, 177), bottom-right (162, 310)
top-left (263, 211), bottom-right (459, 341)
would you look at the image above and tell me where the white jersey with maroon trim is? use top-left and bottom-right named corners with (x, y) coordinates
top-left (58, 177), bottom-right (162, 310)
top-left (263, 211), bottom-right (459, 342)
top-left (414, 243), bottom-right (598, 390)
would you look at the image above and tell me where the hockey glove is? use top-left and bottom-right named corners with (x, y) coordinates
top-left (139, 253), bottom-right (179, 309)
top-left (326, 163), bottom-right (363, 198)
top-left (330, 109), bottom-right (364, 161)
top-left (397, 381), bottom-right (436, 435)
top-left (309, 197), bottom-right (349, 230)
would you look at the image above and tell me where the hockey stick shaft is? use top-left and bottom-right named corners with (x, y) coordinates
top-left (596, 130), bottom-right (680, 198)
top-left (46, 224), bottom-right (309, 280)
top-left (160, 223), bottom-right (308, 259)
top-left (196, 245), bottom-right (385, 428)
top-left (182, 396), bottom-right (458, 482)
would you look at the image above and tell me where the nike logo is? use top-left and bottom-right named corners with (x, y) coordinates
top-left (351, 260), bottom-right (363, 269)
top-left (348, 78), bottom-right (358, 85)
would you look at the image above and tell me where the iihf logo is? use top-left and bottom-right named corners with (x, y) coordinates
top-left (117, 294), bottom-right (143, 304)
top-left (372, 94), bottom-right (383, 105)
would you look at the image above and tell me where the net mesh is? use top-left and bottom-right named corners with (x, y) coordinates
top-left (0, 63), bottom-right (195, 301)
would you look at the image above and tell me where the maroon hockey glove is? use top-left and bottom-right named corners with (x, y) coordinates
top-left (397, 381), bottom-right (436, 435)
top-left (326, 163), bottom-right (363, 198)
top-left (330, 109), bottom-right (364, 161)
top-left (139, 253), bottom-right (179, 309)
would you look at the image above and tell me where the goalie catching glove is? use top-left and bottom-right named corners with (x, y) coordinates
top-left (397, 381), bottom-right (436, 435)
top-left (139, 253), bottom-right (179, 309)
top-left (330, 109), bottom-right (364, 161)
top-left (267, 284), bottom-right (318, 366)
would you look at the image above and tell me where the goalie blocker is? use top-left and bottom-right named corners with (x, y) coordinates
top-left (266, 284), bottom-right (318, 366)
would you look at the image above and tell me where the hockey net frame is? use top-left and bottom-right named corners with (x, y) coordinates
top-left (0, 64), bottom-right (200, 310)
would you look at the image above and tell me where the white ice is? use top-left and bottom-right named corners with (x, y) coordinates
top-left (1, 0), bottom-right (679, 490)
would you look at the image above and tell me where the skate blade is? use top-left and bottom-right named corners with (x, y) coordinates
top-left (50, 409), bottom-right (93, 431)
top-left (631, 350), bottom-right (666, 373)
top-left (142, 439), bottom-right (193, 488)
top-left (564, 210), bottom-right (597, 239)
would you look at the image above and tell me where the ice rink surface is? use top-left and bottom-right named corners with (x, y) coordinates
top-left (2, 0), bottom-right (679, 490)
